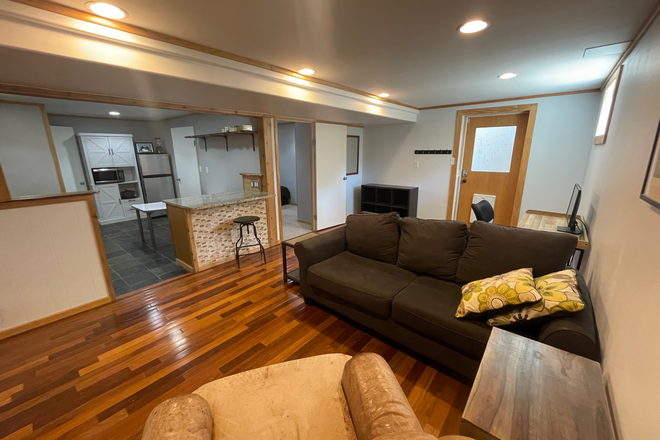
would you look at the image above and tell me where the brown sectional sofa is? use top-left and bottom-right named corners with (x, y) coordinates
top-left (295, 213), bottom-right (600, 379)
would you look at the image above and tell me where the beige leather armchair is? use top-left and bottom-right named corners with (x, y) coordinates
top-left (142, 353), bottom-right (471, 440)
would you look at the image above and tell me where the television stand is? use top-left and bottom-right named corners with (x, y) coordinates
top-left (557, 225), bottom-right (582, 235)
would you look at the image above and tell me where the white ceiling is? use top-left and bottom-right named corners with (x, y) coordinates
top-left (0, 93), bottom-right (190, 120)
top-left (53, 0), bottom-right (657, 107)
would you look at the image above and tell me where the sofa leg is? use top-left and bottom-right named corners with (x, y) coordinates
top-left (303, 296), bottom-right (316, 306)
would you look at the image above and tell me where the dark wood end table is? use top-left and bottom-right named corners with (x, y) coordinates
top-left (461, 327), bottom-right (615, 440)
top-left (281, 232), bottom-right (319, 284)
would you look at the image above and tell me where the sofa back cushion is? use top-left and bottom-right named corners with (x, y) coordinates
top-left (396, 218), bottom-right (468, 281)
top-left (346, 212), bottom-right (400, 264)
top-left (456, 221), bottom-right (577, 284)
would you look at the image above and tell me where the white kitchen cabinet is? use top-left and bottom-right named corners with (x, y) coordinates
top-left (80, 134), bottom-right (136, 168)
top-left (94, 184), bottom-right (124, 222)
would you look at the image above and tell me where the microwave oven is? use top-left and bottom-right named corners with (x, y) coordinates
top-left (92, 168), bottom-right (125, 184)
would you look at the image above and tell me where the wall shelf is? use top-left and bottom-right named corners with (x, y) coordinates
top-left (185, 131), bottom-right (258, 152)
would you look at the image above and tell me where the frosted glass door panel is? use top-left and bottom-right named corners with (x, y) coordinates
top-left (471, 126), bottom-right (517, 173)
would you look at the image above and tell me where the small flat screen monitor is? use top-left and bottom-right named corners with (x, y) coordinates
top-left (557, 184), bottom-right (582, 235)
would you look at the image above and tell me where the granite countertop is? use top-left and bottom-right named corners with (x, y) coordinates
top-left (163, 191), bottom-right (274, 210)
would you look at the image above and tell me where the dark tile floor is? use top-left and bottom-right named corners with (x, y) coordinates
top-left (100, 216), bottom-right (188, 296)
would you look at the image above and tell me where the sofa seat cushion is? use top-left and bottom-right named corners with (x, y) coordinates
top-left (396, 218), bottom-right (468, 281)
top-left (392, 276), bottom-right (492, 359)
top-left (309, 251), bottom-right (417, 319)
top-left (456, 221), bottom-right (578, 284)
top-left (346, 212), bottom-right (401, 264)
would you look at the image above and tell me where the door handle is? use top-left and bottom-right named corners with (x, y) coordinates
top-left (177, 178), bottom-right (182, 182)
top-left (462, 179), bottom-right (467, 183)
top-left (343, 177), bottom-right (347, 181)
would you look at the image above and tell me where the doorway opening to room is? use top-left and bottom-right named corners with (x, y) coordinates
top-left (276, 120), bottom-right (313, 241)
top-left (447, 104), bottom-right (538, 227)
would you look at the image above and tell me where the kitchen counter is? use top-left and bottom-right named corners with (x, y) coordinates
top-left (163, 191), bottom-right (272, 210)
top-left (164, 191), bottom-right (274, 272)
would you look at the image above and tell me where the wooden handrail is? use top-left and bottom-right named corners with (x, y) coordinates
top-left (0, 190), bottom-right (98, 210)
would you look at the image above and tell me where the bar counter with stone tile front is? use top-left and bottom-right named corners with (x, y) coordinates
top-left (164, 191), bottom-right (274, 273)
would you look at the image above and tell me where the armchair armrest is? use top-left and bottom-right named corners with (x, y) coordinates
top-left (342, 353), bottom-right (428, 440)
top-left (538, 270), bottom-right (600, 362)
top-left (294, 227), bottom-right (346, 295)
top-left (142, 394), bottom-right (213, 440)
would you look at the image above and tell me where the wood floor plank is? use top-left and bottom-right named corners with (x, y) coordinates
top-left (0, 246), bottom-right (470, 439)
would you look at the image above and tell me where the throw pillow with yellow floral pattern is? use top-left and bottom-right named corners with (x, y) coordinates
top-left (455, 268), bottom-right (542, 319)
top-left (487, 269), bottom-right (584, 326)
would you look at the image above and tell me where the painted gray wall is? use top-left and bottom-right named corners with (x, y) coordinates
top-left (294, 122), bottom-right (312, 222)
top-left (278, 123), bottom-right (297, 203)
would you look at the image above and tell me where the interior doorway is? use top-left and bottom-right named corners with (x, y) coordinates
top-left (276, 120), bottom-right (313, 240)
top-left (448, 104), bottom-right (538, 226)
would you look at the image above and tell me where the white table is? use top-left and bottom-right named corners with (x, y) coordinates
top-left (131, 202), bottom-right (167, 248)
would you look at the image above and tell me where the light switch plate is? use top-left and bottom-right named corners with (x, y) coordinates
top-left (413, 161), bottom-right (419, 168)
top-left (205, 167), bottom-right (209, 173)
top-left (450, 157), bottom-right (455, 165)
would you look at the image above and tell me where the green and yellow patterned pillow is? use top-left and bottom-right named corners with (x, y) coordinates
top-left (487, 269), bottom-right (584, 326)
top-left (455, 268), bottom-right (542, 319)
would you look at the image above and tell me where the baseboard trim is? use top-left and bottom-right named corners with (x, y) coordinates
top-left (0, 296), bottom-right (112, 341)
top-left (175, 258), bottom-right (194, 273)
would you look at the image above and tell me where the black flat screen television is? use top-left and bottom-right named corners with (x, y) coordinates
top-left (557, 184), bottom-right (582, 235)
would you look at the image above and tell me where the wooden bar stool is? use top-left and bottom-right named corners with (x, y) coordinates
top-left (233, 215), bottom-right (266, 268)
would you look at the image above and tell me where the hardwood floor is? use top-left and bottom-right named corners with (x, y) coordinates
top-left (0, 246), bottom-right (471, 440)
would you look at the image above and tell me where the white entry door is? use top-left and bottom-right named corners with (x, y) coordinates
top-left (171, 126), bottom-right (202, 198)
top-left (315, 123), bottom-right (347, 230)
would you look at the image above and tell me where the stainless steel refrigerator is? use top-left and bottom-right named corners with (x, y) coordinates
top-left (137, 153), bottom-right (177, 203)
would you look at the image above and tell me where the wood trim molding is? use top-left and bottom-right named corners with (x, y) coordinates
top-left (420, 89), bottom-right (600, 110)
top-left (8, 0), bottom-right (417, 110)
top-left (39, 103), bottom-right (66, 192)
top-left (0, 297), bottom-right (111, 341)
top-left (257, 117), bottom-right (280, 246)
top-left (0, 190), bottom-right (98, 210)
top-left (0, 162), bottom-right (9, 202)
top-left (310, 123), bottom-right (318, 231)
top-left (272, 120), bottom-right (284, 243)
top-left (601, 0), bottom-right (660, 89)
top-left (446, 104), bottom-right (538, 225)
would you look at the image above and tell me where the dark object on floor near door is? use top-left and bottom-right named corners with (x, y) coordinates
top-left (295, 213), bottom-right (600, 380)
top-left (471, 200), bottom-right (494, 223)
top-left (281, 186), bottom-right (291, 205)
top-left (234, 216), bottom-right (266, 268)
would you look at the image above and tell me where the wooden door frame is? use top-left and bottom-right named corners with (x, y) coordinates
top-left (446, 104), bottom-right (538, 225)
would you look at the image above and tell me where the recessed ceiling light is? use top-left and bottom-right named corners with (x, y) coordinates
top-left (298, 68), bottom-right (315, 75)
top-left (87, 3), bottom-right (127, 19)
top-left (109, 111), bottom-right (121, 115)
top-left (459, 20), bottom-right (489, 34)
top-left (498, 73), bottom-right (518, 79)
top-left (377, 93), bottom-right (390, 98)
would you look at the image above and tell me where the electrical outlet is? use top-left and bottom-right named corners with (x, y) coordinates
top-left (450, 157), bottom-right (455, 165)
top-left (413, 161), bottom-right (419, 168)
top-left (199, 166), bottom-right (202, 173)
top-left (205, 167), bottom-right (209, 173)
top-left (251, 181), bottom-right (259, 188)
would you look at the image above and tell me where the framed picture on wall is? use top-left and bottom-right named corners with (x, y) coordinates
top-left (136, 142), bottom-right (154, 153)
top-left (641, 119), bottom-right (660, 209)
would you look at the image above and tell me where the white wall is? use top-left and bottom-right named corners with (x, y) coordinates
top-left (156, 114), bottom-right (261, 195)
top-left (278, 123), bottom-right (297, 203)
top-left (0, 103), bottom-right (61, 197)
top-left (363, 93), bottom-right (600, 220)
top-left (0, 200), bottom-right (111, 332)
top-left (47, 115), bottom-right (160, 143)
top-left (51, 126), bottom-right (88, 192)
top-left (346, 126), bottom-right (364, 215)
top-left (580, 16), bottom-right (660, 440)
top-left (295, 122), bottom-right (313, 222)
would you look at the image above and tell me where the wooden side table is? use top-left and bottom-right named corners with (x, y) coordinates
top-left (461, 328), bottom-right (615, 440)
top-left (281, 232), bottom-right (318, 284)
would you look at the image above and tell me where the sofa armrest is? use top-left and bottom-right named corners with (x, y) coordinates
top-left (537, 270), bottom-right (600, 362)
top-left (294, 226), bottom-right (346, 293)
top-left (342, 353), bottom-right (425, 440)
top-left (142, 395), bottom-right (213, 440)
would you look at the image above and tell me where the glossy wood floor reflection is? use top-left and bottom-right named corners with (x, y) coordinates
top-left (0, 246), bottom-right (470, 440)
